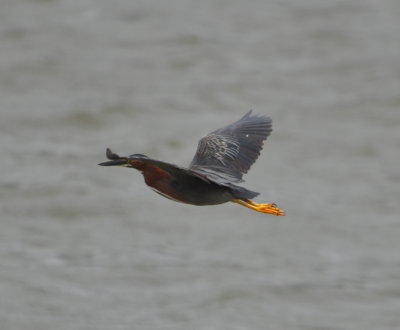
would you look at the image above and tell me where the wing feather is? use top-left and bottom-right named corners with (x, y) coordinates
top-left (189, 110), bottom-right (272, 182)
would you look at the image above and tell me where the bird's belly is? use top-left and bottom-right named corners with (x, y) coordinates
top-left (144, 168), bottom-right (233, 206)
top-left (148, 179), bottom-right (232, 206)
top-left (171, 180), bottom-right (234, 206)
top-left (151, 187), bottom-right (188, 204)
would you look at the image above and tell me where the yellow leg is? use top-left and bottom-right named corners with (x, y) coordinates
top-left (231, 198), bottom-right (285, 216)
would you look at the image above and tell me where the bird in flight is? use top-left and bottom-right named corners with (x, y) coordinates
top-left (99, 110), bottom-right (284, 215)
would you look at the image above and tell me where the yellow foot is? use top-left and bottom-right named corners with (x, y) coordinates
top-left (231, 198), bottom-right (285, 216)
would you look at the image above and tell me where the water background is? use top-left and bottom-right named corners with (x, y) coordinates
top-left (1, 0), bottom-right (400, 329)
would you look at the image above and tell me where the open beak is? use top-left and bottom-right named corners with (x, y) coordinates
top-left (98, 148), bottom-right (129, 166)
top-left (98, 159), bottom-right (129, 166)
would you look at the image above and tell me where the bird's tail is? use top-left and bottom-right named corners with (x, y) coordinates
top-left (228, 184), bottom-right (259, 199)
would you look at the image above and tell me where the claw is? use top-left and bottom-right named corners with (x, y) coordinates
top-left (231, 198), bottom-right (285, 215)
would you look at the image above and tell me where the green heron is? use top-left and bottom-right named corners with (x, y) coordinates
top-left (99, 110), bottom-right (284, 215)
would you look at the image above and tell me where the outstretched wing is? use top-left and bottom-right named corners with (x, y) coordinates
top-left (189, 110), bottom-right (272, 182)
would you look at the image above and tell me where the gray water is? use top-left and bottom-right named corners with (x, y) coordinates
top-left (1, 0), bottom-right (400, 329)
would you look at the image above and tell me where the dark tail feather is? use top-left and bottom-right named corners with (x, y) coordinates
top-left (228, 184), bottom-right (259, 199)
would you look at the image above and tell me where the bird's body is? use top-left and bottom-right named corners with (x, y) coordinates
top-left (99, 111), bottom-right (284, 215)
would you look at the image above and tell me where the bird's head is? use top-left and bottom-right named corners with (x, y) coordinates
top-left (98, 148), bottom-right (148, 170)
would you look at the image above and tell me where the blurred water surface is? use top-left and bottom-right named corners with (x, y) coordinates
top-left (1, 0), bottom-right (400, 329)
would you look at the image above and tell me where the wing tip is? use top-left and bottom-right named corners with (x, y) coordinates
top-left (241, 109), bottom-right (271, 123)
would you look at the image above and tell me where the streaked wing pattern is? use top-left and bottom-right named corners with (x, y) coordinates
top-left (189, 110), bottom-right (272, 182)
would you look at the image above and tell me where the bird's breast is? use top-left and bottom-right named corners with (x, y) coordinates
top-left (143, 165), bottom-right (170, 187)
top-left (142, 165), bottom-right (187, 202)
